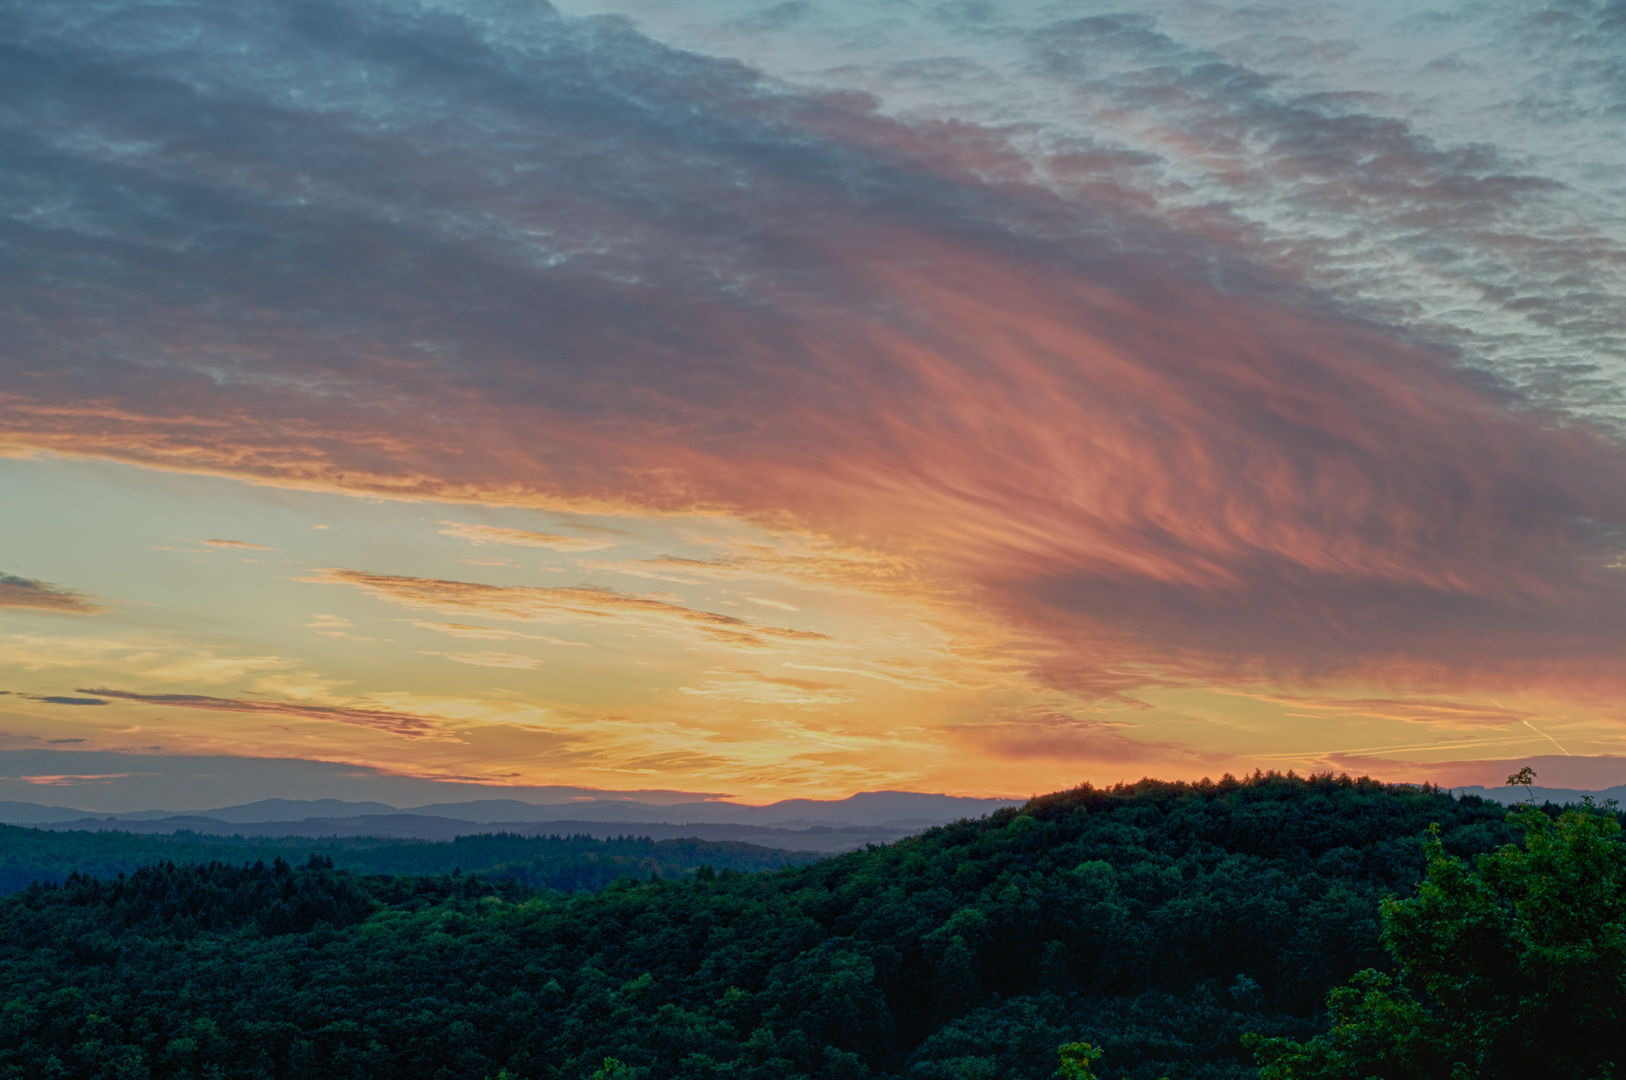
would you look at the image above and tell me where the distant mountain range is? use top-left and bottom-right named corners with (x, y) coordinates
top-left (0, 791), bottom-right (1022, 852)
top-left (1451, 784), bottom-right (1626, 807)
top-left (4, 783), bottom-right (1621, 850)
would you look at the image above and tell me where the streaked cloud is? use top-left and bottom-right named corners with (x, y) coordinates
top-left (1220, 691), bottom-right (1536, 730)
top-left (1, 0), bottom-right (1624, 791)
top-left (431, 651), bottom-right (542, 670)
top-left (137, 654), bottom-right (295, 686)
top-left (304, 615), bottom-right (352, 639)
top-left (204, 539), bottom-right (273, 551)
top-left (0, 633), bottom-right (152, 672)
top-left (949, 709), bottom-right (1210, 766)
top-left (680, 669), bottom-right (858, 708)
top-left (412, 621), bottom-right (521, 640)
top-left (743, 595), bottom-right (800, 612)
top-left (412, 621), bottom-right (589, 646)
top-left (0, 748), bottom-right (735, 811)
top-left (436, 521), bottom-right (620, 552)
top-left (309, 569), bottom-right (828, 650)
top-left (81, 688), bottom-right (445, 739)
top-left (15, 772), bottom-right (147, 786)
top-left (0, 574), bottom-right (102, 614)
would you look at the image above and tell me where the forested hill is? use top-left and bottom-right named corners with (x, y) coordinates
top-left (0, 775), bottom-right (1551, 1080)
top-left (0, 828), bottom-right (822, 895)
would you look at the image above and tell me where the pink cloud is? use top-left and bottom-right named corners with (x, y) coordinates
top-left (3, 0), bottom-right (1626, 725)
top-left (308, 570), bottom-right (827, 650)
top-left (946, 709), bottom-right (1215, 766)
top-left (1325, 753), bottom-right (1626, 792)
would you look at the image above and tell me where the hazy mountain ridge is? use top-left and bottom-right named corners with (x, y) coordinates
top-left (16, 784), bottom-right (1626, 829)
top-left (0, 791), bottom-right (1018, 850)
top-left (1451, 784), bottom-right (1626, 806)
top-left (0, 790), bottom-right (1015, 824)
top-left (21, 816), bottom-right (902, 852)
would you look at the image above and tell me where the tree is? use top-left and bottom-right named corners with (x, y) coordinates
top-left (1248, 804), bottom-right (1626, 1078)
top-left (1054, 1042), bottom-right (1103, 1080)
top-left (589, 1057), bottom-right (632, 1080)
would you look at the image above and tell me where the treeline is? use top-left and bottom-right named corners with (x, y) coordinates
top-left (0, 827), bottom-right (821, 894)
top-left (1248, 799), bottom-right (1626, 1078)
top-left (0, 774), bottom-right (1575, 1079)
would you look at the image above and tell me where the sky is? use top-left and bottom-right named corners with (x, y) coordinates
top-left (3, 0), bottom-right (1626, 809)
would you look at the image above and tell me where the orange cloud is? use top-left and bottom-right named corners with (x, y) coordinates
top-left (81, 688), bottom-right (445, 739)
top-left (410, 621), bottom-right (590, 646)
top-left (308, 570), bottom-right (828, 650)
top-left (4, 0), bottom-right (1626, 749)
top-left (947, 709), bottom-right (1213, 765)
top-left (0, 574), bottom-right (103, 614)
top-left (15, 773), bottom-right (149, 786)
top-left (431, 651), bottom-right (541, 670)
top-left (1220, 691), bottom-right (1535, 729)
top-left (435, 521), bottom-right (621, 552)
top-left (680, 669), bottom-right (859, 708)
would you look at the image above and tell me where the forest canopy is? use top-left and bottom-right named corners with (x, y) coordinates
top-left (1249, 800), bottom-right (1626, 1079)
top-left (0, 827), bottom-right (820, 895)
top-left (1, 773), bottom-right (1618, 1080)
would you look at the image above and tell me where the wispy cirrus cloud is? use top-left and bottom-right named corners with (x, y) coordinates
top-left (204, 538), bottom-right (273, 551)
top-left (15, 772), bottom-right (150, 786)
top-left (412, 621), bottom-right (590, 646)
top-left (81, 688), bottom-right (445, 739)
top-left (309, 569), bottom-right (827, 650)
top-left (1220, 691), bottom-right (1538, 730)
top-left (2, 0), bottom-right (1626, 788)
top-left (680, 669), bottom-right (859, 708)
top-left (0, 574), bottom-right (103, 614)
top-left (436, 521), bottom-right (622, 552)
top-left (429, 651), bottom-right (541, 670)
top-left (946, 709), bottom-right (1214, 766)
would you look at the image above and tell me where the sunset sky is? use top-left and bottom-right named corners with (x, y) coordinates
top-left (4, 0), bottom-right (1626, 809)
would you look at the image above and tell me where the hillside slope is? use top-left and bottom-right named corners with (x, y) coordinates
top-left (0, 828), bottom-right (822, 895)
top-left (0, 775), bottom-right (1536, 1080)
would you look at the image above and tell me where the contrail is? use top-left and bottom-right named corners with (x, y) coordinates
top-left (1522, 719), bottom-right (1571, 756)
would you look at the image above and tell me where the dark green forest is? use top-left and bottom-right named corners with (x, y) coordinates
top-left (1, 774), bottom-right (1620, 1080)
top-left (0, 828), bottom-right (820, 895)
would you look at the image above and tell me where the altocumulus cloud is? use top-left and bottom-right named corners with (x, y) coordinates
top-left (1, 0), bottom-right (1626, 704)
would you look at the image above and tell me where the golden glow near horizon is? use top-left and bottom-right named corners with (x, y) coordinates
top-left (0, 456), bottom-right (1039, 800)
top-left (3, 455), bottom-right (1619, 803)
top-left (4, 0), bottom-right (1626, 805)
